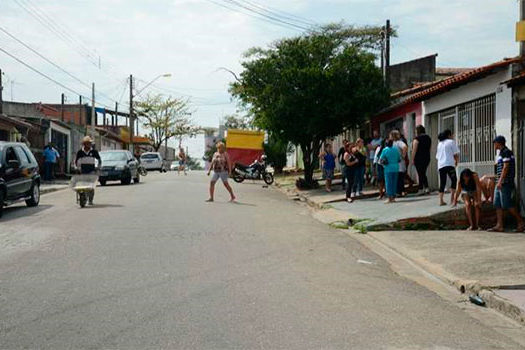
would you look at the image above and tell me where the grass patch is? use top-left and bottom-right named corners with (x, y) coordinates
top-left (329, 221), bottom-right (349, 229)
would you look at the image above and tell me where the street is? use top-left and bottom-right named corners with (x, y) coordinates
top-left (0, 172), bottom-right (523, 349)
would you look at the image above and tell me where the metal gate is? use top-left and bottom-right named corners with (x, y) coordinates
top-left (428, 94), bottom-right (496, 189)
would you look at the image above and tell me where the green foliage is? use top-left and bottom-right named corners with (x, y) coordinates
top-left (203, 138), bottom-right (226, 162)
top-left (185, 155), bottom-right (203, 170)
top-left (223, 114), bottom-right (252, 130)
top-left (135, 94), bottom-right (197, 151)
top-left (263, 133), bottom-right (291, 174)
top-left (230, 23), bottom-right (390, 184)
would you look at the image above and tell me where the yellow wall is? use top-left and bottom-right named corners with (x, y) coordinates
top-left (226, 129), bottom-right (264, 150)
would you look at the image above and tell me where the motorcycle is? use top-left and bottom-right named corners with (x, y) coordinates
top-left (233, 156), bottom-right (274, 185)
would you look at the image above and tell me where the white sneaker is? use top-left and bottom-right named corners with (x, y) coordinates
top-left (351, 192), bottom-right (356, 198)
top-left (357, 191), bottom-right (363, 196)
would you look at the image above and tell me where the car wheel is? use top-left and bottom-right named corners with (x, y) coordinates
top-left (100, 179), bottom-right (107, 186)
top-left (121, 177), bottom-right (132, 185)
top-left (25, 182), bottom-right (40, 207)
top-left (0, 189), bottom-right (4, 218)
top-left (134, 174), bottom-right (140, 184)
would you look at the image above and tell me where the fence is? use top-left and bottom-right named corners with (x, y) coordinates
top-left (434, 94), bottom-right (496, 177)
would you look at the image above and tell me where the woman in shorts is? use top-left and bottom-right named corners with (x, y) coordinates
top-left (453, 168), bottom-right (482, 230)
top-left (207, 142), bottom-right (236, 202)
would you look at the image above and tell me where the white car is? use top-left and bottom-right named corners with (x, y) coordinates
top-left (140, 152), bottom-right (167, 172)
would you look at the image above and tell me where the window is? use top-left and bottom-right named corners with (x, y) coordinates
top-left (14, 146), bottom-right (31, 165)
top-left (141, 154), bottom-right (160, 160)
top-left (4, 147), bottom-right (18, 165)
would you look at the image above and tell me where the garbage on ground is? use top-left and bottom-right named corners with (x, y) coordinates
top-left (469, 294), bottom-right (486, 307)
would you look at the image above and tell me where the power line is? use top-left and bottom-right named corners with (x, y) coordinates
top-left (203, 0), bottom-right (305, 32)
top-left (0, 45), bottom-right (116, 109)
top-left (221, 0), bottom-right (310, 31)
top-left (233, 0), bottom-right (316, 27)
top-left (0, 26), bottom-right (92, 90)
top-left (12, 0), bottom-right (99, 68)
top-left (0, 25), bottom-right (131, 107)
top-left (11, 0), bottom-right (126, 85)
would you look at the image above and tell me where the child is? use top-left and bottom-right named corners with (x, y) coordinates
top-left (453, 168), bottom-right (482, 230)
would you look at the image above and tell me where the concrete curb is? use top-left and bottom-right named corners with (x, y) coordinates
top-left (363, 231), bottom-right (525, 326)
top-left (276, 179), bottom-right (525, 326)
top-left (40, 186), bottom-right (69, 195)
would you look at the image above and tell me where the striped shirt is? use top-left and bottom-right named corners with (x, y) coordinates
top-left (495, 147), bottom-right (515, 184)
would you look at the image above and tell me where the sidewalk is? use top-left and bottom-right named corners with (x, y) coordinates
top-left (275, 175), bottom-right (525, 325)
top-left (357, 229), bottom-right (525, 325)
top-left (276, 174), bottom-right (473, 230)
top-left (41, 180), bottom-right (69, 195)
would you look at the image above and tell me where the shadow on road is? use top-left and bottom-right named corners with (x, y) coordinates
top-left (0, 204), bottom-right (53, 222)
top-left (232, 201), bottom-right (257, 207)
top-left (81, 204), bottom-right (124, 209)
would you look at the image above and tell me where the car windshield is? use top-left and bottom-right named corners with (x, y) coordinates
top-left (100, 152), bottom-right (128, 162)
top-left (141, 154), bottom-right (160, 160)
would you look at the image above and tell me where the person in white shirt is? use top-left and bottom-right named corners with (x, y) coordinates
top-left (436, 129), bottom-right (459, 206)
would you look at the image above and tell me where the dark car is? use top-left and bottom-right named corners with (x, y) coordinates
top-left (99, 150), bottom-right (140, 186)
top-left (0, 142), bottom-right (41, 217)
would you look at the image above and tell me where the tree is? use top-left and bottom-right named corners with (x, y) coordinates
top-left (223, 114), bottom-right (252, 130)
top-left (264, 133), bottom-right (292, 174)
top-left (135, 94), bottom-right (195, 151)
top-left (230, 23), bottom-right (390, 186)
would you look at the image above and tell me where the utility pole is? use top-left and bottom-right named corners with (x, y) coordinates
top-left (129, 74), bottom-right (134, 153)
top-left (91, 83), bottom-right (95, 137)
top-left (383, 19), bottom-right (391, 89)
top-left (61, 93), bottom-right (65, 122)
top-left (114, 102), bottom-right (118, 126)
top-left (518, 0), bottom-right (525, 57)
top-left (0, 69), bottom-right (3, 115)
top-left (79, 96), bottom-right (83, 125)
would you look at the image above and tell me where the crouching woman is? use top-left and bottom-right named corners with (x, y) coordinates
top-left (453, 168), bottom-right (482, 230)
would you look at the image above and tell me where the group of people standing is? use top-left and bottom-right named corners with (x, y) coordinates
top-left (318, 126), bottom-right (524, 232)
top-left (320, 127), bottom-right (430, 204)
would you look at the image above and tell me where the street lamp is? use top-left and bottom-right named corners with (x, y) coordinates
top-left (129, 73), bottom-right (171, 154)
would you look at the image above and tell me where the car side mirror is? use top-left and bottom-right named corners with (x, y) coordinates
top-left (8, 160), bottom-right (20, 168)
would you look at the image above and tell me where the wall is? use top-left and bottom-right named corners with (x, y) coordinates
top-left (389, 55), bottom-right (437, 92)
top-left (424, 68), bottom-right (511, 132)
top-left (372, 102), bottom-right (423, 139)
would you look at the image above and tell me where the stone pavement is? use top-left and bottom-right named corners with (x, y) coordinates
top-left (359, 229), bottom-right (525, 325)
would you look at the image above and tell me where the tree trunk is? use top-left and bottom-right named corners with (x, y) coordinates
top-left (300, 139), bottom-right (322, 187)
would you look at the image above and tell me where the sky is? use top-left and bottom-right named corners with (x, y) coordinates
top-left (0, 0), bottom-right (520, 159)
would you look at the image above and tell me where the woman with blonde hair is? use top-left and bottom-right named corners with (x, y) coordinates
top-left (207, 142), bottom-right (236, 202)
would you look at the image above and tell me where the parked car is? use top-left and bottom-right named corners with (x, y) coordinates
top-left (99, 150), bottom-right (140, 186)
top-left (0, 141), bottom-right (41, 217)
top-left (140, 152), bottom-right (167, 172)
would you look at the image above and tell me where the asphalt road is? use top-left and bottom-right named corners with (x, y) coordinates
top-left (0, 172), bottom-right (523, 349)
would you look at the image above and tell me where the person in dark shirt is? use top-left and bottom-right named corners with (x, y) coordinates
top-left (411, 125), bottom-right (432, 195)
top-left (337, 140), bottom-right (349, 190)
top-left (490, 135), bottom-right (523, 232)
top-left (75, 136), bottom-right (101, 205)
